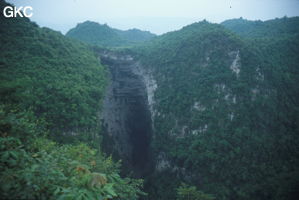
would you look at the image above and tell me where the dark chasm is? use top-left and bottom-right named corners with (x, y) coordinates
top-left (99, 51), bottom-right (153, 177)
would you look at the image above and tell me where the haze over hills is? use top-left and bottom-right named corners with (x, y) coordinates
top-left (1, 0), bottom-right (299, 199)
top-left (66, 21), bottom-right (156, 47)
top-left (222, 16), bottom-right (299, 38)
top-left (6, 0), bottom-right (299, 34)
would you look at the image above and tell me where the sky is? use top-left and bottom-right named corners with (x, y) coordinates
top-left (6, 0), bottom-right (299, 35)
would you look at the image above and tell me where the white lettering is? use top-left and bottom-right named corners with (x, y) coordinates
top-left (3, 6), bottom-right (33, 18)
top-left (3, 6), bottom-right (14, 18)
top-left (23, 6), bottom-right (33, 17)
top-left (14, 6), bottom-right (23, 17)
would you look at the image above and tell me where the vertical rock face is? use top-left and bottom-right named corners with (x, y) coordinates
top-left (99, 50), bottom-right (153, 176)
top-left (133, 65), bottom-right (158, 131)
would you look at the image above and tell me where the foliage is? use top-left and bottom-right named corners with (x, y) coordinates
top-left (0, 136), bottom-right (145, 200)
top-left (176, 183), bottom-right (215, 200)
top-left (1, 0), bottom-right (298, 198)
top-left (0, 1), bottom-right (145, 199)
top-left (66, 21), bottom-right (156, 47)
top-left (133, 18), bottom-right (299, 199)
top-left (221, 16), bottom-right (299, 38)
top-left (0, 2), bottom-right (107, 143)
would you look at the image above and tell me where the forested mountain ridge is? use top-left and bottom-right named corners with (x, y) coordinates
top-left (66, 21), bottom-right (156, 47)
top-left (1, 0), bottom-right (298, 198)
top-left (0, 15), bottom-right (107, 143)
top-left (131, 18), bottom-right (299, 200)
top-left (221, 16), bottom-right (299, 38)
top-left (0, 1), bottom-right (145, 199)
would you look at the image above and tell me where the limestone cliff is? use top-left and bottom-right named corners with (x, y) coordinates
top-left (98, 50), bottom-right (154, 176)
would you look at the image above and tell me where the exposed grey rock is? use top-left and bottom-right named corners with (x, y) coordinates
top-left (98, 50), bottom-right (153, 176)
top-left (193, 101), bottom-right (206, 112)
top-left (229, 50), bottom-right (241, 77)
top-left (156, 152), bottom-right (171, 171)
top-left (133, 64), bottom-right (157, 131)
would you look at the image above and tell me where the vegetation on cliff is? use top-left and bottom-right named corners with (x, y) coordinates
top-left (0, 1), bottom-right (145, 199)
top-left (1, 0), bottom-right (298, 198)
top-left (133, 18), bottom-right (299, 200)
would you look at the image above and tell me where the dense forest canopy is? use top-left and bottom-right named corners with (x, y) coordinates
top-left (221, 16), bottom-right (299, 38)
top-left (0, 12), bottom-right (107, 143)
top-left (131, 17), bottom-right (299, 200)
top-left (0, 0), bottom-right (299, 199)
top-left (0, 1), bottom-right (145, 199)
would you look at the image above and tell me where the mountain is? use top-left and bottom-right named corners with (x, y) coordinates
top-left (129, 18), bottom-right (299, 200)
top-left (1, 0), bottom-right (298, 198)
top-left (0, 1), bottom-right (145, 199)
top-left (66, 21), bottom-right (156, 47)
top-left (0, 16), bottom-right (107, 143)
top-left (221, 16), bottom-right (299, 38)
top-left (115, 28), bottom-right (156, 43)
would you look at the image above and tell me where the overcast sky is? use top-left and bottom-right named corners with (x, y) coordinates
top-left (6, 0), bottom-right (299, 35)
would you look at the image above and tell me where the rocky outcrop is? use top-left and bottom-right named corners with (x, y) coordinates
top-left (98, 50), bottom-right (153, 176)
top-left (229, 50), bottom-right (241, 77)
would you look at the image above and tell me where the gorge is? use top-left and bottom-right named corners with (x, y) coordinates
top-left (1, 1), bottom-right (298, 198)
top-left (98, 50), bottom-right (154, 176)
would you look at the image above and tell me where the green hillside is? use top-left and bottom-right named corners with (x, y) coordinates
top-left (66, 21), bottom-right (155, 47)
top-left (115, 28), bottom-right (156, 43)
top-left (221, 16), bottom-right (299, 38)
top-left (133, 19), bottom-right (299, 200)
top-left (0, 1), bottom-right (145, 199)
top-left (0, 17), bottom-right (107, 143)
top-left (1, 0), bottom-right (298, 198)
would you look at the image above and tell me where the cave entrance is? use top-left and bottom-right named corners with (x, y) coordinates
top-left (127, 97), bottom-right (151, 170)
top-left (99, 51), bottom-right (152, 176)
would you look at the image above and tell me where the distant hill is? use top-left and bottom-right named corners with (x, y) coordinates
top-left (221, 16), bottom-right (299, 38)
top-left (66, 21), bottom-right (156, 47)
top-left (1, 0), bottom-right (299, 197)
